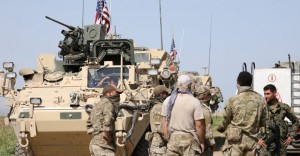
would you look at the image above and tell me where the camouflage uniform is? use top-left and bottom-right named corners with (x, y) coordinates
top-left (200, 103), bottom-right (215, 156)
top-left (221, 86), bottom-right (266, 156)
top-left (259, 102), bottom-right (299, 156)
top-left (147, 97), bottom-right (167, 156)
top-left (194, 85), bottom-right (215, 156)
top-left (89, 97), bottom-right (116, 156)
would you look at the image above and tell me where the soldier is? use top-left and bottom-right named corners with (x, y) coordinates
top-left (258, 84), bottom-right (299, 156)
top-left (217, 71), bottom-right (266, 156)
top-left (89, 84), bottom-right (123, 156)
top-left (147, 85), bottom-right (171, 156)
top-left (161, 75), bottom-right (205, 156)
top-left (194, 85), bottom-right (215, 156)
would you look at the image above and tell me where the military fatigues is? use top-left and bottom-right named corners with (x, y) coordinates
top-left (259, 102), bottom-right (299, 156)
top-left (89, 97), bottom-right (116, 156)
top-left (147, 97), bottom-right (167, 156)
top-left (221, 86), bottom-right (266, 156)
top-left (200, 103), bottom-right (215, 156)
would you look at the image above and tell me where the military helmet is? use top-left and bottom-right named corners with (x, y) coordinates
top-left (195, 85), bottom-right (210, 95)
top-left (153, 85), bottom-right (171, 96)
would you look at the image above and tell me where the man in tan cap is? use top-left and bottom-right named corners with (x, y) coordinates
top-left (194, 85), bottom-right (215, 156)
top-left (89, 84), bottom-right (123, 156)
top-left (161, 75), bottom-right (205, 155)
top-left (147, 85), bottom-right (171, 155)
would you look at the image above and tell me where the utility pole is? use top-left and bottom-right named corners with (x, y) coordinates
top-left (159, 0), bottom-right (163, 50)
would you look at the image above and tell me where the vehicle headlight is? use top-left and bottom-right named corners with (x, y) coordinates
top-left (6, 72), bottom-right (17, 79)
top-left (30, 98), bottom-right (42, 106)
top-left (147, 69), bottom-right (158, 75)
top-left (150, 59), bottom-right (161, 65)
top-left (3, 62), bottom-right (14, 71)
top-left (161, 70), bottom-right (171, 79)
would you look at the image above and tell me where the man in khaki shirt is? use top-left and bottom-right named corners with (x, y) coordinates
top-left (161, 75), bottom-right (206, 156)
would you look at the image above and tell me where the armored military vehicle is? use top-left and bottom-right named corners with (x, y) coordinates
top-left (0, 16), bottom-right (178, 156)
top-left (178, 71), bottom-right (223, 112)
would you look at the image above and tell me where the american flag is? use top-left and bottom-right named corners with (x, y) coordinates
top-left (95, 0), bottom-right (110, 33)
top-left (170, 38), bottom-right (177, 62)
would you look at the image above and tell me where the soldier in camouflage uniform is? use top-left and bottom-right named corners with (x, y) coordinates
top-left (147, 85), bottom-right (171, 156)
top-left (88, 84), bottom-right (123, 156)
top-left (217, 71), bottom-right (266, 156)
top-left (258, 84), bottom-right (299, 156)
top-left (194, 85), bottom-right (215, 156)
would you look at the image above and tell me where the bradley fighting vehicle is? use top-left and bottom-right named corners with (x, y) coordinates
top-left (0, 16), bottom-right (178, 156)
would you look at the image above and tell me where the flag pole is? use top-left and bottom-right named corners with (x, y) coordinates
top-left (159, 0), bottom-right (164, 50)
top-left (179, 30), bottom-right (184, 63)
top-left (109, 0), bottom-right (112, 32)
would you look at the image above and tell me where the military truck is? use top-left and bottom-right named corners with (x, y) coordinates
top-left (0, 16), bottom-right (178, 156)
top-left (178, 71), bottom-right (223, 112)
top-left (244, 54), bottom-right (300, 154)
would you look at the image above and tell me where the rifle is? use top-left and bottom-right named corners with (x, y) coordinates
top-left (259, 124), bottom-right (281, 151)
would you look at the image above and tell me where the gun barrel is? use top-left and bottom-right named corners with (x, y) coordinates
top-left (45, 16), bottom-right (76, 31)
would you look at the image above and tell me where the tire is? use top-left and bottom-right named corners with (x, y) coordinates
top-left (131, 136), bottom-right (149, 156)
top-left (132, 126), bottom-right (150, 156)
top-left (15, 143), bottom-right (27, 156)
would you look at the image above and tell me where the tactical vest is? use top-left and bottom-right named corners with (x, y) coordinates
top-left (266, 102), bottom-right (289, 139)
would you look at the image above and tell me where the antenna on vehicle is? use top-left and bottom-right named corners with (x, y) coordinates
top-left (208, 15), bottom-right (213, 76)
top-left (288, 54), bottom-right (291, 68)
top-left (82, 0), bottom-right (85, 28)
top-left (159, 0), bottom-right (163, 50)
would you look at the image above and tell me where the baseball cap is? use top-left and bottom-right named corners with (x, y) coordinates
top-left (102, 84), bottom-right (123, 94)
top-left (153, 85), bottom-right (171, 96)
top-left (195, 85), bottom-right (210, 94)
top-left (177, 75), bottom-right (192, 88)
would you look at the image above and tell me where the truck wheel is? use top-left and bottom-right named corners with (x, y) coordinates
top-left (15, 143), bottom-right (27, 156)
top-left (132, 136), bottom-right (149, 156)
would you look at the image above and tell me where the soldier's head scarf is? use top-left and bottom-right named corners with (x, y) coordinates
top-left (166, 75), bottom-right (192, 125)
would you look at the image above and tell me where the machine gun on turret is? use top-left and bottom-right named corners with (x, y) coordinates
top-left (46, 16), bottom-right (106, 71)
top-left (46, 16), bottom-right (76, 31)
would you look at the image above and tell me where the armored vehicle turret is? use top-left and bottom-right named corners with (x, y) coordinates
top-left (0, 17), bottom-right (178, 156)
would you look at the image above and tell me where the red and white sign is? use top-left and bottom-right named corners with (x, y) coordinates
top-left (268, 74), bottom-right (276, 82)
top-left (253, 68), bottom-right (291, 105)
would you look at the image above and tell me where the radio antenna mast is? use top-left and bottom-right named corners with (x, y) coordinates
top-left (159, 0), bottom-right (164, 50)
top-left (208, 15), bottom-right (213, 75)
top-left (81, 0), bottom-right (85, 28)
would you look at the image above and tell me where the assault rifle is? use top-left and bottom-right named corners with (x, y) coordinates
top-left (259, 124), bottom-right (281, 151)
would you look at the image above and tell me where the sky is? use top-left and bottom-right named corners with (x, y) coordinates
top-left (0, 0), bottom-right (300, 113)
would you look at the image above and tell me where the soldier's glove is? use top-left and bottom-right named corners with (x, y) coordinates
top-left (216, 125), bottom-right (225, 133)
